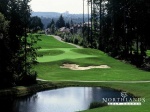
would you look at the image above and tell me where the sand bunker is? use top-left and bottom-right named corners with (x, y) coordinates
top-left (60, 64), bottom-right (110, 70)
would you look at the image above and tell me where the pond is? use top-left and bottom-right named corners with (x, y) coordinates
top-left (0, 87), bottom-right (133, 112)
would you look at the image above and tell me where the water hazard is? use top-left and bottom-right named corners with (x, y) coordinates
top-left (0, 87), bottom-right (133, 112)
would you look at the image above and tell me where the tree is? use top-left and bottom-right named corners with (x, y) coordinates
top-left (0, 13), bottom-right (9, 34)
top-left (87, 0), bottom-right (150, 67)
top-left (47, 19), bottom-right (55, 34)
top-left (0, 0), bottom-right (9, 16)
top-left (65, 22), bottom-right (70, 28)
top-left (0, 12), bottom-right (10, 88)
top-left (70, 19), bottom-right (74, 26)
top-left (47, 19), bottom-right (55, 28)
top-left (0, 0), bottom-right (38, 88)
top-left (29, 16), bottom-right (43, 32)
top-left (56, 14), bottom-right (65, 28)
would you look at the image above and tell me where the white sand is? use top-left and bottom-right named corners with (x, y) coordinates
top-left (60, 64), bottom-right (110, 70)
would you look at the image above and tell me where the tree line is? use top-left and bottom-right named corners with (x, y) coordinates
top-left (84, 0), bottom-right (150, 68)
top-left (47, 15), bottom-right (73, 29)
top-left (0, 0), bottom-right (39, 88)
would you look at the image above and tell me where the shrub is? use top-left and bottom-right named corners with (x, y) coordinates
top-left (37, 30), bottom-right (45, 34)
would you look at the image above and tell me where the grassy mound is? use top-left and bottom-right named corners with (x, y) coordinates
top-left (71, 48), bottom-right (103, 56)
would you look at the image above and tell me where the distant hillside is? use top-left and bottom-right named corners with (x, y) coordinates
top-left (31, 12), bottom-right (61, 18)
top-left (31, 12), bottom-right (89, 29)
top-left (31, 12), bottom-right (88, 18)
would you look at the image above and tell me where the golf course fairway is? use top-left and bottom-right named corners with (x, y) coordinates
top-left (34, 34), bottom-right (150, 112)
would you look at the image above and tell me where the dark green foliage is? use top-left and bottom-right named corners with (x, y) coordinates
top-left (47, 19), bottom-right (55, 28)
top-left (0, 13), bottom-right (9, 32)
top-left (29, 16), bottom-right (43, 32)
top-left (47, 19), bottom-right (56, 34)
top-left (0, 0), bottom-right (9, 16)
top-left (56, 15), bottom-right (65, 28)
top-left (0, 13), bottom-right (11, 88)
top-left (65, 22), bottom-right (70, 28)
top-left (86, 0), bottom-right (150, 68)
top-left (0, 0), bottom-right (38, 88)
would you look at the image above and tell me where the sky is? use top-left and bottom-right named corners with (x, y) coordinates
top-left (29, 0), bottom-right (88, 14)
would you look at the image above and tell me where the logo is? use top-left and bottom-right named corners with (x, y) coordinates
top-left (121, 92), bottom-right (128, 99)
top-left (102, 91), bottom-right (145, 106)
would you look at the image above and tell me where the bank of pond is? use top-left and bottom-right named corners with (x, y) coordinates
top-left (0, 84), bottom-right (134, 112)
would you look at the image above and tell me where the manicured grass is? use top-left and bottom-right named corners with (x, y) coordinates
top-left (71, 48), bottom-right (103, 56)
top-left (34, 35), bottom-right (150, 81)
top-left (37, 49), bottom-right (65, 56)
top-left (33, 35), bottom-right (150, 112)
top-left (37, 48), bottom-right (97, 62)
top-left (35, 57), bottom-right (150, 81)
top-left (36, 35), bottom-right (76, 49)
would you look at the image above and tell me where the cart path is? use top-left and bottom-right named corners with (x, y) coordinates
top-left (49, 35), bottom-right (82, 48)
top-left (37, 79), bottom-right (150, 83)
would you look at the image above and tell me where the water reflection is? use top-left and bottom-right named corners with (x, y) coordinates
top-left (0, 87), bottom-right (132, 112)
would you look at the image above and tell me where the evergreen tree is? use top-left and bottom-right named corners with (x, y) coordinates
top-left (65, 22), bottom-right (70, 28)
top-left (70, 19), bottom-right (74, 27)
top-left (30, 16), bottom-right (43, 32)
top-left (88, 0), bottom-right (150, 67)
top-left (0, 0), bottom-right (38, 88)
top-left (56, 14), bottom-right (65, 28)
top-left (47, 19), bottom-right (55, 28)
top-left (0, 0), bottom-right (9, 16)
top-left (47, 19), bottom-right (55, 34)
top-left (0, 12), bottom-right (10, 88)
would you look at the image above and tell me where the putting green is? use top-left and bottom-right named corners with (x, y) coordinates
top-left (37, 48), bottom-right (98, 62)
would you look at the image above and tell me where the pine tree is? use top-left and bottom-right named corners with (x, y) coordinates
top-left (56, 15), bottom-right (65, 28)
top-left (30, 16), bottom-right (43, 32)
top-left (0, 12), bottom-right (10, 88)
top-left (47, 19), bottom-right (55, 34)
top-left (0, 0), bottom-right (38, 88)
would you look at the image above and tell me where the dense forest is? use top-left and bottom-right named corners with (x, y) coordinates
top-left (83, 0), bottom-right (150, 68)
top-left (32, 12), bottom-right (88, 28)
top-left (0, 0), bottom-right (38, 88)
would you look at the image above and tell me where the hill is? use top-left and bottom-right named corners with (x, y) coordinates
top-left (31, 12), bottom-right (89, 28)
